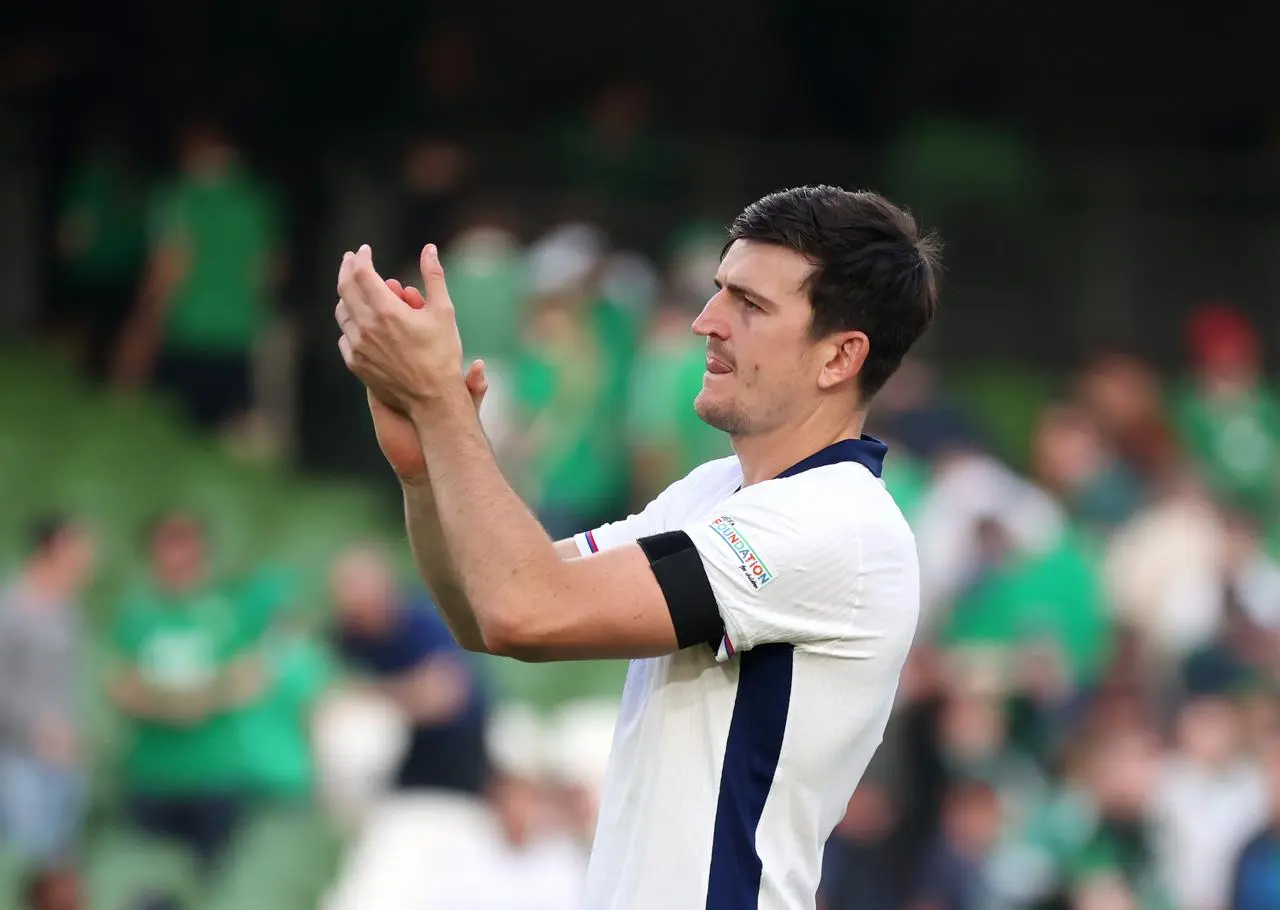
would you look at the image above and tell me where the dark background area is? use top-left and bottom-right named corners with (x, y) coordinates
top-left (5, 0), bottom-right (1280, 474)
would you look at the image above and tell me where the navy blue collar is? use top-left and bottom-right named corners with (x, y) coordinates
top-left (775, 435), bottom-right (888, 480)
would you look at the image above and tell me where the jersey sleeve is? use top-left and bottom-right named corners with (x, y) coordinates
top-left (572, 500), bottom-right (667, 556)
top-left (571, 461), bottom-right (710, 555)
top-left (669, 482), bottom-right (884, 659)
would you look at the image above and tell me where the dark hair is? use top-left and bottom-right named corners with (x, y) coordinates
top-left (727, 185), bottom-right (941, 399)
top-left (27, 515), bottom-right (77, 557)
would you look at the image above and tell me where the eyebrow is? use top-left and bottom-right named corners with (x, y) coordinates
top-left (714, 278), bottom-right (779, 310)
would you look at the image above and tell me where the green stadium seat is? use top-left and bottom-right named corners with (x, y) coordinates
top-left (200, 805), bottom-right (340, 910)
top-left (85, 830), bottom-right (201, 910)
top-left (0, 847), bottom-right (28, 910)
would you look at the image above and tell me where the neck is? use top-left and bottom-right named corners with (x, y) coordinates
top-left (732, 408), bottom-right (868, 486)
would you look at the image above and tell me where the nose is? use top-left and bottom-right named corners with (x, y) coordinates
top-left (691, 291), bottom-right (729, 340)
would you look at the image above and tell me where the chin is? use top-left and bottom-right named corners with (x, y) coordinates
top-left (695, 393), bottom-right (747, 435)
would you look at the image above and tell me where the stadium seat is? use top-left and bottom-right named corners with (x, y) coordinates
top-left (84, 830), bottom-right (201, 910)
top-left (0, 847), bottom-right (27, 909)
top-left (198, 805), bottom-right (341, 910)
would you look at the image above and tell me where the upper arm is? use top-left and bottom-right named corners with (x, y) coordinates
top-left (488, 542), bottom-right (685, 661)
top-left (507, 475), bottom-right (917, 664)
top-left (680, 482), bottom-right (917, 659)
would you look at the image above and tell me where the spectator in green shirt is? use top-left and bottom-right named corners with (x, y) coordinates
top-left (233, 573), bottom-right (336, 804)
top-left (115, 117), bottom-right (283, 430)
top-left (627, 289), bottom-right (733, 502)
top-left (1174, 303), bottom-right (1280, 520)
top-left (53, 109), bottom-right (147, 380)
top-left (512, 225), bottom-right (640, 537)
top-left (107, 513), bottom-right (275, 869)
top-left (941, 516), bottom-right (1112, 689)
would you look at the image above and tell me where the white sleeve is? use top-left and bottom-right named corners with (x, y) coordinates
top-left (572, 501), bottom-right (666, 556)
top-left (679, 481), bottom-right (908, 659)
top-left (571, 459), bottom-right (733, 556)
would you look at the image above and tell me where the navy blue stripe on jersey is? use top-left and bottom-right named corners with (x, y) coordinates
top-left (705, 643), bottom-right (794, 909)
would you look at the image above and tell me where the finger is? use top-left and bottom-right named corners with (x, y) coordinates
top-left (419, 243), bottom-right (453, 309)
top-left (337, 250), bottom-right (371, 319)
top-left (402, 285), bottom-right (426, 309)
top-left (335, 298), bottom-right (354, 330)
top-left (385, 277), bottom-right (404, 297)
top-left (465, 359), bottom-right (489, 407)
top-left (351, 244), bottom-right (386, 306)
top-left (338, 334), bottom-right (355, 369)
top-left (336, 250), bottom-right (355, 297)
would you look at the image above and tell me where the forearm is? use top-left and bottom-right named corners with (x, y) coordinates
top-left (108, 671), bottom-right (214, 722)
top-left (402, 478), bottom-right (487, 650)
top-left (411, 386), bottom-right (565, 655)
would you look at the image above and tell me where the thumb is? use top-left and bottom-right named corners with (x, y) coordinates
top-left (419, 243), bottom-right (452, 307)
top-left (465, 358), bottom-right (489, 408)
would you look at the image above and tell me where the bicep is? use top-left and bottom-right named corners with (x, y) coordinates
top-left (497, 542), bottom-right (696, 661)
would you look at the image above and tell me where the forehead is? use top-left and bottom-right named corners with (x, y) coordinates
top-left (717, 239), bottom-right (813, 307)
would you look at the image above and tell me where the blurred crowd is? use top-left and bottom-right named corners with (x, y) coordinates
top-left (6, 76), bottom-right (1280, 910)
top-left (843, 313), bottom-right (1280, 910)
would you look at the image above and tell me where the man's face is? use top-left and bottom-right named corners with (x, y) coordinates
top-left (150, 519), bottom-right (205, 592)
top-left (47, 526), bottom-right (97, 590)
top-left (692, 240), bottom-right (842, 437)
top-left (331, 549), bottom-right (395, 634)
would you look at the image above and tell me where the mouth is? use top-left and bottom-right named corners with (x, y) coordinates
top-left (705, 354), bottom-right (733, 375)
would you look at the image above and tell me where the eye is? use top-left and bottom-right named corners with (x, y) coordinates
top-left (742, 297), bottom-right (762, 311)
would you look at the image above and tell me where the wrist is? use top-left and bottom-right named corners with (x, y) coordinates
top-left (408, 381), bottom-right (473, 437)
top-left (399, 468), bottom-right (432, 489)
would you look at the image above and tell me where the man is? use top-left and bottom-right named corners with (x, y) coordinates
top-left (335, 185), bottom-right (939, 909)
top-left (114, 116), bottom-right (282, 429)
top-left (107, 513), bottom-right (271, 869)
top-left (331, 544), bottom-right (490, 797)
top-left (0, 518), bottom-right (96, 861)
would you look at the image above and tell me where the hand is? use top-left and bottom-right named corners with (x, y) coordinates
top-left (165, 691), bottom-right (215, 726)
top-left (336, 243), bottom-right (463, 412)
top-left (370, 355), bottom-right (489, 484)
top-left (220, 654), bottom-right (270, 707)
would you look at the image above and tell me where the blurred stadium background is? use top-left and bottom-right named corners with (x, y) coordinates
top-left (5, 2), bottom-right (1280, 909)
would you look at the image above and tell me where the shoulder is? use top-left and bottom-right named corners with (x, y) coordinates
top-left (734, 462), bottom-right (913, 553)
top-left (112, 592), bottom-right (163, 647)
top-left (645, 454), bottom-right (742, 521)
top-left (343, 601), bottom-right (457, 674)
top-left (670, 455), bottom-right (741, 495)
top-left (693, 463), bottom-right (920, 652)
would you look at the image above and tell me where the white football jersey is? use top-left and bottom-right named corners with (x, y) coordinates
top-left (571, 437), bottom-right (920, 910)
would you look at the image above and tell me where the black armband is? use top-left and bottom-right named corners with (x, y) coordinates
top-left (636, 530), bottom-right (724, 650)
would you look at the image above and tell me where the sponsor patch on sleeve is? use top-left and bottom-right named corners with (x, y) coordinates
top-left (708, 515), bottom-right (775, 591)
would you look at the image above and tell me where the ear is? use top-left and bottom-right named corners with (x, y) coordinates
top-left (816, 331), bottom-right (870, 391)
